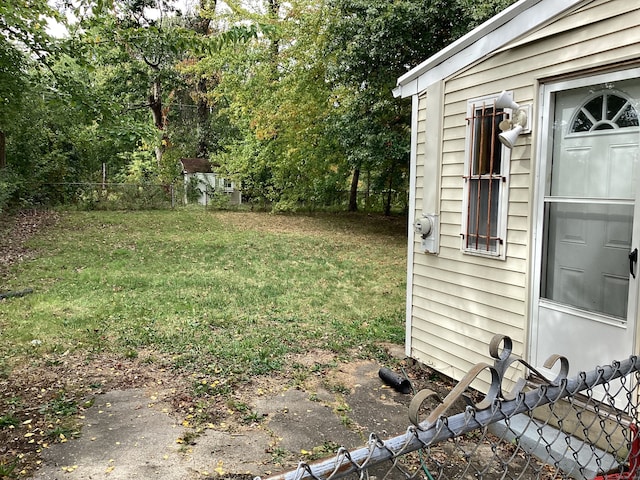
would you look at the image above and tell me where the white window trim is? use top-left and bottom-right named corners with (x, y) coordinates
top-left (461, 92), bottom-right (512, 260)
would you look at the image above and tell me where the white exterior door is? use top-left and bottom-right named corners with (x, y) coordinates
top-left (532, 72), bottom-right (640, 377)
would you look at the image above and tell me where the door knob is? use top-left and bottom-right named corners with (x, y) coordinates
top-left (630, 248), bottom-right (638, 279)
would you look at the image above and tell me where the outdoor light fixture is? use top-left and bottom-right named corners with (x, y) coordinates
top-left (495, 91), bottom-right (531, 149)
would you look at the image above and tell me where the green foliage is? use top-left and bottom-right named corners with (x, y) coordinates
top-left (0, 0), bottom-right (60, 183)
top-left (111, 184), bottom-right (172, 210)
top-left (0, 0), bottom-right (517, 213)
top-left (209, 1), bottom-right (349, 211)
top-left (323, 0), bottom-right (491, 214)
top-left (0, 169), bottom-right (21, 214)
top-left (301, 441), bottom-right (342, 461)
top-left (0, 457), bottom-right (18, 478)
top-left (0, 413), bottom-right (19, 429)
top-left (206, 190), bottom-right (233, 209)
top-left (185, 176), bottom-right (204, 203)
top-left (0, 0), bottom-right (59, 62)
top-left (0, 1), bottom-right (63, 211)
top-left (116, 149), bottom-right (159, 183)
top-left (0, 39), bottom-right (28, 127)
top-left (206, 0), bottom-right (516, 213)
top-left (40, 393), bottom-right (78, 417)
top-left (460, 0), bottom-right (518, 25)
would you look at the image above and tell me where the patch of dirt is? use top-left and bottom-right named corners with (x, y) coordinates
top-left (287, 349), bottom-right (336, 369)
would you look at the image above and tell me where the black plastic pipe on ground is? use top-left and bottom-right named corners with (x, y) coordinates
top-left (378, 367), bottom-right (412, 394)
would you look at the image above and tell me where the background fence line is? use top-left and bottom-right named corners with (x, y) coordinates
top-left (37, 182), bottom-right (408, 213)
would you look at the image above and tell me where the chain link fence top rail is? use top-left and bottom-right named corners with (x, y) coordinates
top-left (261, 335), bottom-right (640, 480)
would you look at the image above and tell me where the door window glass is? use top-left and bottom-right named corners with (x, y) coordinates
top-left (542, 85), bottom-right (640, 319)
top-left (544, 202), bottom-right (632, 318)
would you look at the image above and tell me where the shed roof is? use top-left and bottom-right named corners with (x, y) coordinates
top-left (393, 0), bottom-right (585, 98)
top-left (180, 158), bottom-right (215, 174)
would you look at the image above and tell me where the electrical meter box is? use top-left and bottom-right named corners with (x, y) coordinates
top-left (413, 214), bottom-right (439, 254)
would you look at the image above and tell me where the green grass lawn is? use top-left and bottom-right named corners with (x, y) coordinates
top-left (0, 210), bottom-right (408, 383)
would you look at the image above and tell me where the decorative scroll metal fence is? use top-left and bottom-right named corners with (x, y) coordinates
top-left (263, 335), bottom-right (640, 480)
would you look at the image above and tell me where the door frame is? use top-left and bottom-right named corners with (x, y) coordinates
top-left (529, 67), bottom-right (640, 375)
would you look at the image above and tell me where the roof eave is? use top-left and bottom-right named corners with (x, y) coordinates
top-left (394, 0), bottom-right (584, 98)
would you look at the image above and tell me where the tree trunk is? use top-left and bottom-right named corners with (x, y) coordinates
top-left (194, 0), bottom-right (215, 158)
top-left (149, 78), bottom-right (167, 167)
top-left (195, 76), bottom-right (210, 158)
top-left (348, 167), bottom-right (360, 212)
top-left (384, 183), bottom-right (392, 216)
top-left (149, 79), bottom-right (164, 130)
top-left (267, 0), bottom-right (280, 79)
top-left (154, 146), bottom-right (163, 168)
top-left (365, 170), bottom-right (370, 211)
top-left (0, 130), bottom-right (5, 169)
top-left (196, 0), bottom-right (214, 34)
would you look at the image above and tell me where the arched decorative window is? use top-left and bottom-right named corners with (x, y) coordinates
top-left (570, 91), bottom-right (639, 133)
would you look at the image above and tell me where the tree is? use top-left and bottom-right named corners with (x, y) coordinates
top-left (1, 0), bottom-right (517, 213)
top-left (324, 0), bottom-right (516, 213)
top-left (188, 0), bottom-right (217, 158)
top-left (74, 0), bottom-right (259, 177)
top-left (174, 0), bottom-right (248, 160)
top-left (77, 2), bottom-right (189, 168)
top-left (324, 0), bottom-right (474, 213)
top-left (0, 40), bottom-right (26, 169)
top-left (0, 0), bottom-right (60, 172)
top-left (0, 0), bottom-right (63, 210)
top-left (0, 0), bottom-right (59, 62)
top-left (204, 0), bottom-right (347, 210)
top-left (209, 0), bottom-right (516, 213)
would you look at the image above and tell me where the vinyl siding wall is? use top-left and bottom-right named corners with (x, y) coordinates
top-left (409, 0), bottom-right (640, 389)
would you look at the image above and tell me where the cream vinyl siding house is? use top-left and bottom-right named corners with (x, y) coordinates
top-left (396, 0), bottom-right (640, 391)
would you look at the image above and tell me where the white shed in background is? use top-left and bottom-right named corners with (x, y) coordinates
top-left (180, 158), bottom-right (242, 206)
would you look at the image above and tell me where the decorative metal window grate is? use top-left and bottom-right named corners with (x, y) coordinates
top-left (464, 103), bottom-right (507, 253)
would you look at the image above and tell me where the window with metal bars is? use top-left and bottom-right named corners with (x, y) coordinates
top-left (462, 97), bottom-right (510, 257)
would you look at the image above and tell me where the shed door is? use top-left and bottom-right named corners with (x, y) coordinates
top-left (532, 75), bottom-right (640, 377)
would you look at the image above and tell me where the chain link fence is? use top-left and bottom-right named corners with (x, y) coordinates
top-left (40, 183), bottom-right (407, 213)
top-left (43, 182), bottom-right (176, 210)
top-left (262, 335), bottom-right (640, 480)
